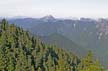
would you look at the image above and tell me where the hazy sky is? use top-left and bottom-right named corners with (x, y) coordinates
top-left (0, 0), bottom-right (108, 18)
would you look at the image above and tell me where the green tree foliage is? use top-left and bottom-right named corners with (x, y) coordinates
top-left (77, 51), bottom-right (104, 71)
top-left (0, 19), bottom-right (105, 71)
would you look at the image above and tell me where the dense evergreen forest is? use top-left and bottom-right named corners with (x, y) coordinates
top-left (0, 19), bottom-right (106, 71)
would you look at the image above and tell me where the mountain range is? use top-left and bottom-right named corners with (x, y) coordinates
top-left (5, 15), bottom-right (108, 67)
top-left (0, 19), bottom-right (104, 71)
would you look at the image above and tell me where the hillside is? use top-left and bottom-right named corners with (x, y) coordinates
top-left (0, 19), bottom-right (105, 71)
top-left (40, 33), bottom-right (88, 56)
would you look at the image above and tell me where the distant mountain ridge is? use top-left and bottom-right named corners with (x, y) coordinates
top-left (40, 15), bottom-right (56, 22)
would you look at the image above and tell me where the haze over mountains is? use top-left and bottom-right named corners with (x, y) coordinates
top-left (4, 15), bottom-right (108, 67)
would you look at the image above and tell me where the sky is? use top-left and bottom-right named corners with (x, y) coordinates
top-left (0, 0), bottom-right (108, 18)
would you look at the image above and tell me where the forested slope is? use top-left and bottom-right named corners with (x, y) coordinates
top-left (0, 19), bottom-right (104, 71)
top-left (40, 33), bottom-right (88, 56)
